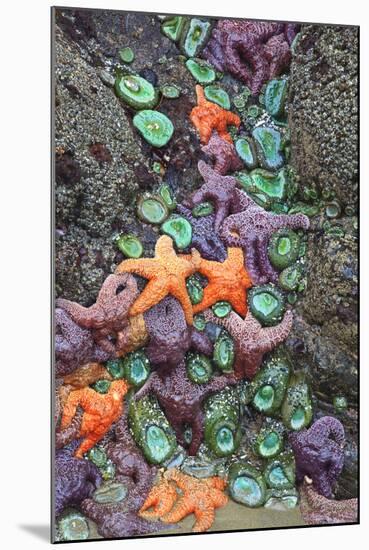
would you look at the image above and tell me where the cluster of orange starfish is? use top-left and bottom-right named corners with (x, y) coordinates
top-left (116, 235), bottom-right (253, 325)
top-left (190, 85), bottom-right (241, 144)
top-left (60, 379), bottom-right (130, 458)
top-left (139, 469), bottom-right (228, 532)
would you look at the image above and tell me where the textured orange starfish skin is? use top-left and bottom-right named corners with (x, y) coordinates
top-left (139, 477), bottom-right (178, 520)
top-left (115, 236), bottom-right (200, 325)
top-left (60, 379), bottom-right (130, 458)
top-left (192, 248), bottom-right (253, 317)
top-left (190, 85), bottom-right (241, 144)
top-left (160, 469), bottom-right (228, 532)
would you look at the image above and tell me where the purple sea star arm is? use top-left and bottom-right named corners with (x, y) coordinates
top-left (189, 327), bottom-right (214, 355)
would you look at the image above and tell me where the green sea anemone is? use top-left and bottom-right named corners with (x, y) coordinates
top-left (213, 330), bottom-right (235, 373)
top-left (133, 110), bottom-right (174, 147)
top-left (204, 387), bottom-right (241, 457)
top-left (268, 229), bottom-right (301, 270)
top-left (186, 274), bottom-right (204, 305)
top-left (228, 463), bottom-right (267, 508)
top-left (161, 216), bottom-right (192, 249)
top-left (186, 352), bottom-right (213, 384)
top-left (248, 285), bottom-right (285, 326)
top-left (204, 86), bottom-right (230, 109)
top-left (180, 18), bottom-right (212, 57)
top-left (185, 59), bottom-right (215, 84)
top-left (252, 126), bottom-right (284, 171)
top-left (137, 194), bottom-right (169, 224)
top-left (115, 74), bottom-right (159, 109)
top-left (129, 396), bottom-right (177, 464)
top-left (122, 350), bottom-right (150, 388)
top-left (235, 138), bottom-right (258, 170)
top-left (281, 373), bottom-right (313, 431)
top-left (115, 234), bottom-right (143, 258)
top-left (247, 348), bottom-right (291, 415)
top-left (265, 78), bottom-right (288, 120)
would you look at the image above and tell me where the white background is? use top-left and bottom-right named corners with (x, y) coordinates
top-left (0, 0), bottom-right (366, 547)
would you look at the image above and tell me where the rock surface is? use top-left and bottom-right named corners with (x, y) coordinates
top-left (287, 24), bottom-right (358, 497)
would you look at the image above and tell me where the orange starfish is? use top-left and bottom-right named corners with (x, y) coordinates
top-left (139, 476), bottom-right (178, 520)
top-left (60, 379), bottom-right (130, 458)
top-left (190, 85), bottom-right (241, 144)
top-left (162, 469), bottom-right (228, 532)
top-left (115, 236), bottom-right (200, 325)
top-left (191, 247), bottom-right (253, 317)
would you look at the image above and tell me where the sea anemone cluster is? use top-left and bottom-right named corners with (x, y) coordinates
top-left (54, 13), bottom-right (355, 542)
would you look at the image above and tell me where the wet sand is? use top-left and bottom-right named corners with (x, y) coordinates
top-left (147, 501), bottom-right (305, 536)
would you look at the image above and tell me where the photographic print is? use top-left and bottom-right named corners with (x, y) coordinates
top-left (52, 7), bottom-right (359, 542)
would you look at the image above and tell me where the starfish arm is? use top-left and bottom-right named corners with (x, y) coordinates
top-left (220, 214), bottom-right (243, 248)
top-left (171, 285), bottom-right (194, 325)
top-left (75, 435), bottom-right (101, 459)
top-left (193, 505), bottom-right (215, 532)
top-left (203, 309), bottom-right (245, 337)
top-left (255, 235), bottom-right (279, 283)
top-left (133, 372), bottom-right (157, 401)
top-left (212, 490), bottom-right (229, 508)
top-left (228, 287), bottom-right (248, 317)
top-left (155, 235), bottom-right (177, 257)
top-left (115, 257), bottom-right (159, 278)
top-left (195, 85), bottom-right (206, 105)
top-left (56, 298), bottom-right (98, 328)
top-left (92, 328), bottom-right (117, 356)
top-left (129, 279), bottom-right (169, 317)
top-left (192, 284), bottom-right (219, 314)
top-left (60, 390), bottom-right (82, 430)
top-left (227, 111), bottom-right (241, 127)
top-left (55, 408), bottom-right (83, 449)
top-left (199, 123), bottom-right (213, 144)
top-left (188, 410), bottom-right (205, 456)
top-left (205, 373), bottom-right (238, 395)
top-left (269, 212), bottom-right (310, 233)
top-left (257, 310), bottom-right (293, 351)
top-left (162, 497), bottom-right (194, 524)
top-left (189, 328), bottom-right (213, 356)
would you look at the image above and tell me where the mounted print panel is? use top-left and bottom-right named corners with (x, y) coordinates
top-left (52, 6), bottom-right (359, 543)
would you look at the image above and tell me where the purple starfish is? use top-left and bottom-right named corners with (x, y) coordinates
top-left (220, 189), bottom-right (309, 284)
top-left (55, 440), bottom-right (102, 517)
top-left (204, 308), bottom-right (293, 380)
top-left (201, 131), bottom-right (243, 175)
top-left (55, 308), bottom-right (109, 376)
top-left (202, 20), bottom-right (298, 95)
top-left (289, 416), bottom-right (346, 499)
top-left (176, 203), bottom-right (227, 261)
top-left (143, 296), bottom-right (213, 371)
top-left (134, 360), bottom-right (238, 456)
top-left (186, 160), bottom-right (239, 232)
